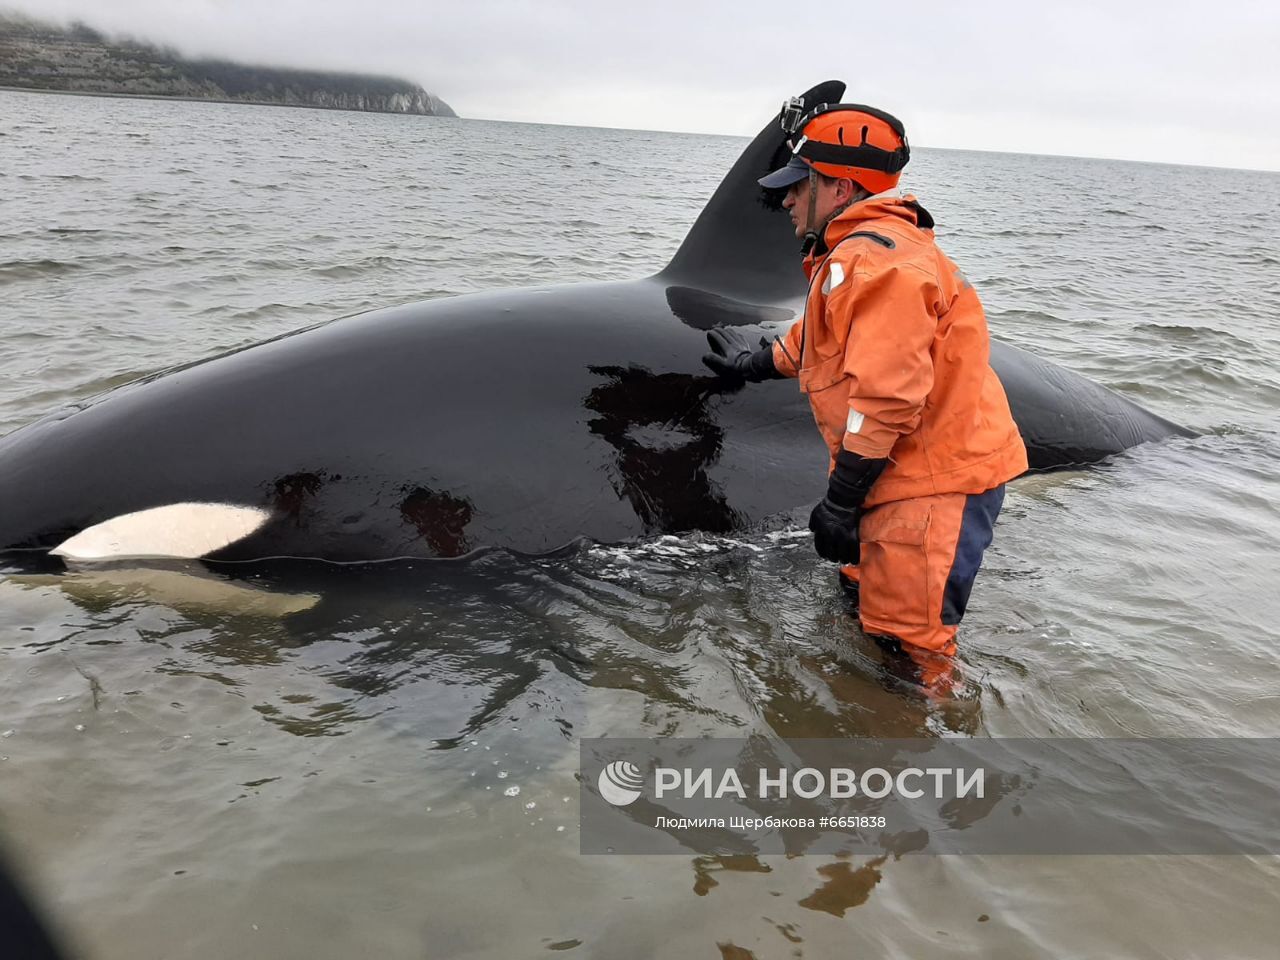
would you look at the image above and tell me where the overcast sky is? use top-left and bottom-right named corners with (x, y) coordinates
top-left (9, 0), bottom-right (1280, 171)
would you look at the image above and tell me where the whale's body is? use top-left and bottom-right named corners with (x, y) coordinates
top-left (0, 82), bottom-right (1188, 562)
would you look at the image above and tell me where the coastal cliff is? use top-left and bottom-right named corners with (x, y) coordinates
top-left (0, 14), bottom-right (456, 117)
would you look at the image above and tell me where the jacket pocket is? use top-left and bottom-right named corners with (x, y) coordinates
top-left (798, 351), bottom-right (848, 395)
top-left (799, 353), bottom-right (851, 453)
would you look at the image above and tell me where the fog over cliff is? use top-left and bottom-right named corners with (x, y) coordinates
top-left (0, 13), bottom-right (456, 117)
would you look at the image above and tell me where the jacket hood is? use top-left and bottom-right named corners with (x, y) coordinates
top-left (801, 194), bottom-right (936, 276)
top-left (822, 194), bottom-right (934, 249)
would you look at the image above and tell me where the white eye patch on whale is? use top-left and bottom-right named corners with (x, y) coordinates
top-left (51, 502), bottom-right (272, 562)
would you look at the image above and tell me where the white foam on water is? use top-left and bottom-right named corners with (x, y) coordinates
top-left (587, 530), bottom-right (800, 567)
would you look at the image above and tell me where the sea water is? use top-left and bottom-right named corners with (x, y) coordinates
top-left (3, 88), bottom-right (1280, 959)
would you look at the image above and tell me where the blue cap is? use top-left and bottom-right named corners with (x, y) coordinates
top-left (758, 155), bottom-right (812, 189)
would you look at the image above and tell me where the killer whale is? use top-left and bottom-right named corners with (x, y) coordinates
top-left (0, 81), bottom-right (1190, 563)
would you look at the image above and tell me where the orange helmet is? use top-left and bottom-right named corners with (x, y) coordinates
top-left (759, 100), bottom-right (910, 195)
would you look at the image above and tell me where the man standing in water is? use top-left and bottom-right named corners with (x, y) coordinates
top-left (703, 96), bottom-right (1027, 687)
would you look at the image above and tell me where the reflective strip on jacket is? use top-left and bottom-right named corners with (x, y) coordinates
top-left (771, 195), bottom-right (1028, 506)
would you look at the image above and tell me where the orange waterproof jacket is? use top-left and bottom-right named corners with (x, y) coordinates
top-left (772, 195), bottom-right (1027, 506)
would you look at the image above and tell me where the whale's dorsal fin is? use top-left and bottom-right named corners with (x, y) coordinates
top-left (660, 80), bottom-right (846, 304)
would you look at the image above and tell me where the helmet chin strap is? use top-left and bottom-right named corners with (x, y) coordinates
top-left (800, 166), bottom-right (821, 256)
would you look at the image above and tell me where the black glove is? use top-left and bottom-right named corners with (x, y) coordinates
top-left (702, 327), bottom-right (784, 383)
top-left (808, 449), bottom-right (889, 564)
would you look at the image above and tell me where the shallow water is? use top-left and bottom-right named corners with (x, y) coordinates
top-left (2, 88), bottom-right (1280, 959)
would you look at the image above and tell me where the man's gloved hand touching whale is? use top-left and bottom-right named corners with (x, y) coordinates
top-left (701, 327), bottom-right (785, 384)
